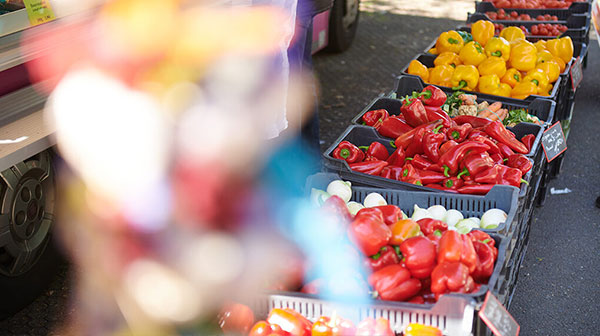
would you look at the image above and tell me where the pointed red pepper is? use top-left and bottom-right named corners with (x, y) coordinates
top-left (417, 218), bottom-right (448, 236)
top-left (380, 166), bottom-right (392, 179)
top-left (349, 160), bottom-right (388, 176)
top-left (497, 142), bottom-right (515, 158)
top-left (470, 135), bottom-right (500, 155)
top-left (368, 264), bottom-right (422, 301)
top-left (311, 315), bottom-right (356, 336)
top-left (385, 166), bottom-right (405, 180)
top-left (410, 154), bottom-right (443, 172)
top-left (483, 121), bottom-right (529, 154)
top-left (457, 183), bottom-right (495, 195)
top-left (333, 141), bottom-right (365, 163)
top-left (475, 164), bottom-right (525, 187)
top-left (460, 152), bottom-right (495, 177)
top-left (430, 261), bottom-right (470, 295)
top-left (507, 153), bottom-right (533, 174)
top-left (360, 142), bottom-right (389, 161)
top-left (424, 106), bottom-right (453, 127)
top-left (423, 126), bottom-right (447, 162)
top-left (438, 141), bottom-right (490, 177)
top-left (425, 184), bottom-right (458, 193)
top-left (355, 317), bottom-right (395, 336)
top-left (405, 127), bottom-right (428, 158)
top-left (348, 208), bottom-right (392, 256)
top-left (364, 245), bottom-right (401, 272)
top-left (521, 134), bottom-right (535, 152)
top-left (362, 108), bottom-right (389, 128)
top-left (416, 168), bottom-right (447, 184)
top-left (439, 140), bottom-right (459, 156)
top-left (400, 236), bottom-right (437, 279)
top-left (501, 166), bottom-right (525, 187)
top-left (468, 230), bottom-right (498, 259)
top-left (443, 176), bottom-right (464, 189)
top-left (387, 147), bottom-right (406, 166)
top-left (452, 115), bottom-right (492, 128)
top-left (468, 128), bottom-right (489, 139)
top-left (438, 230), bottom-right (478, 273)
top-left (378, 115), bottom-right (414, 139)
top-left (490, 153), bottom-right (504, 165)
top-left (447, 124), bottom-right (473, 142)
top-left (419, 85), bottom-right (447, 107)
top-left (472, 241), bottom-right (496, 283)
top-left (400, 163), bottom-right (423, 185)
top-left (401, 96), bottom-right (429, 127)
top-left (266, 308), bottom-right (312, 336)
top-left (395, 120), bottom-right (442, 149)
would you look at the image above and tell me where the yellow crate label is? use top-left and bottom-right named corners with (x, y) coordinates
top-left (23, 0), bottom-right (56, 26)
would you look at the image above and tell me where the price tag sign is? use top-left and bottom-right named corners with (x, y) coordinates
top-left (479, 291), bottom-right (520, 336)
top-left (541, 121), bottom-right (567, 163)
top-left (570, 56), bottom-right (583, 90)
top-left (23, 0), bottom-right (55, 26)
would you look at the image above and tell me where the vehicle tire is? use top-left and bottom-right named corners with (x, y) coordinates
top-left (325, 0), bottom-right (360, 53)
top-left (0, 150), bottom-right (62, 320)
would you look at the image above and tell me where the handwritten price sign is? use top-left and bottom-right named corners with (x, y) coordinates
top-left (479, 291), bottom-right (520, 336)
top-left (23, 0), bottom-right (55, 26)
top-left (541, 121), bottom-right (567, 162)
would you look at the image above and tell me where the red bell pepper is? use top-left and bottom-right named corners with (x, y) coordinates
top-left (457, 183), bottom-right (495, 195)
top-left (416, 168), bottom-right (447, 185)
top-left (424, 106), bottom-right (453, 127)
top-left (410, 154), bottom-right (442, 172)
top-left (468, 230), bottom-right (498, 259)
top-left (348, 208), bottom-right (392, 256)
top-left (321, 195), bottom-right (353, 224)
top-left (438, 230), bottom-right (477, 273)
top-left (472, 241), bottom-right (495, 283)
top-left (364, 245), bottom-right (401, 272)
top-left (443, 177), bottom-right (464, 189)
top-left (501, 165), bottom-right (526, 187)
top-left (359, 142), bottom-right (389, 161)
top-left (483, 121), bottom-right (529, 154)
top-left (372, 205), bottom-right (405, 226)
top-left (422, 129), bottom-right (446, 162)
top-left (300, 278), bottom-right (323, 295)
top-left (381, 166), bottom-right (404, 180)
top-left (426, 229), bottom-right (444, 247)
top-left (430, 261), bottom-right (470, 294)
top-left (497, 142), bottom-right (515, 159)
top-left (401, 96), bottom-right (429, 127)
top-left (389, 219), bottom-right (422, 245)
top-left (405, 128), bottom-right (427, 158)
top-left (368, 264), bottom-right (422, 301)
top-left (452, 115), bottom-right (492, 128)
top-left (395, 120), bottom-right (442, 149)
top-left (332, 141), bottom-right (365, 163)
top-left (266, 308), bottom-right (312, 336)
top-left (470, 135), bottom-right (500, 155)
top-left (407, 296), bottom-right (425, 304)
top-left (447, 124), bottom-right (473, 142)
top-left (456, 275), bottom-right (476, 294)
top-left (419, 85), bottom-right (447, 107)
top-left (475, 164), bottom-right (525, 187)
top-left (400, 236), bottom-right (437, 279)
top-left (507, 153), bottom-right (533, 174)
top-left (349, 160), bottom-right (388, 176)
top-left (355, 317), bottom-right (395, 336)
top-left (438, 141), bottom-right (490, 176)
top-left (362, 109), bottom-right (389, 128)
top-left (417, 218), bottom-right (448, 236)
top-left (311, 315), bottom-right (356, 336)
top-left (460, 152), bottom-right (495, 177)
top-left (438, 140), bottom-right (459, 156)
top-left (378, 116), bottom-right (414, 139)
top-left (387, 147), bottom-right (406, 166)
top-left (219, 302), bottom-right (255, 335)
top-left (249, 321), bottom-right (290, 336)
top-left (521, 134), bottom-right (535, 152)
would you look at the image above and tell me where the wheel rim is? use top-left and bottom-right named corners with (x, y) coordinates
top-left (0, 152), bottom-right (54, 277)
top-left (342, 0), bottom-right (359, 31)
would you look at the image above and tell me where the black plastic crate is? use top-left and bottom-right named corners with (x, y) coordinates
top-left (474, 1), bottom-right (591, 20)
top-left (306, 172), bottom-right (520, 235)
top-left (323, 125), bottom-right (533, 199)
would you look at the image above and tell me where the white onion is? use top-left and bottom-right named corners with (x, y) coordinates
top-left (455, 218), bottom-right (479, 234)
top-left (427, 205), bottom-right (447, 221)
top-left (310, 188), bottom-right (330, 206)
top-left (364, 192), bottom-right (387, 207)
top-left (480, 208), bottom-right (508, 229)
top-left (326, 180), bottom-right (352, 203)
top-left (347, 201), bottom-right (365, 216)
top-left (444, 209), bottom-right (464, 227)
top-left (411, 204), bottom-right (432, 222)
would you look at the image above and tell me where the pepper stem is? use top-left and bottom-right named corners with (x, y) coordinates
top-left (419, 90), bottom-right (432, 100)
top-left (451, 130), bottom-right (460, 139)
top-left (531, 79), bottom-right (540, 86)
top-left (340, 148), bottom-right (351, 159)
top-left (405, 157), bottom-right (413, 161)
top-left (445, 179), bottom-right (454, 188)
top-left (433, 230), bottom-right (443, 237)
top-left (394, 246), bottom-right (402, 258)
top-left (358, 146), bottom-right (369, 150)
top-left (491, 51), bottom-right (502, 57)
top-left (521, 178), bottom-right (529, 185)
top-left (514, 74), bottom-right (520, 82)
top-left (448, 38), bottom-right (460, 44)
top-left (390, 140), bottom-right (397, 148)
top-left (415, 181), bottom-right (423, 186)
top-left (433, 124), bottom-right (444, 134)
top-left (452, 80), bottom-right (467, 91)
top-left (457, 168), bottom-right (469, 179)
top-left (443, 165), bottom-right (450, 177)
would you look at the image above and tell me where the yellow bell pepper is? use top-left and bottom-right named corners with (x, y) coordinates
top-left (501, 68), bottom-right (522, 88)
top-left (498, 83), bottom-right (512, 97)
top-left (524, 67), bottom-right (550, 86)
top-left (459, 41), bottom-right (487, 66)
top-left (535, 61), bottom-right (560, 83)
top-left (500, 26), bottom-right (526, 43)
top-left (536, 50), bottom-right (555, 64)
top-left (451, 65), bottom-right (479, 90)
top-left (546, 36), bottom-right (574, 63)
top-left (552, 56), bottom-right (566, 73)
top-left (428, 47), bottom-right (439, 55)
top-left (408, 59), bottom-right (429, 82)
top-left (428, 65), bottom-right (454, 87)
top-left (545, 83), bottom-right (554, 96)
top-left (484, 37), bottom-right (511, 61)
top-left (509, 40), bottom-right (537, 71)
top-left (534, 40), bottom-right (547, 52)
top-left (436, 30), bottom-right (465, 54)
top-left (434, 52), bottom-right (462, 68)
top-left (471, 20), bottom-right (494, 47)
top-left (478, 56), bottom-right (507, 78)
top-left (511, 81), bottom-right (538, 99)
top-left (478, 74), bottom-right (501, 95)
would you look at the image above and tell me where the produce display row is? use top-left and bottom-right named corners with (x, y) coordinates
top-left (217, 2), bottom-right (592, 336)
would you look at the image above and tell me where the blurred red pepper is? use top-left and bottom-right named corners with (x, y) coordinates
top-left (497, 142), bottom-right (515, 158)
top-left (348, 208), bottom-right (392, 256)
top-left (430, 261), bottom-right (470, 294)
top-left (401, 96), bottom-right (429, 127)
top-left (521, 134), bottom-right (535, 152)
top-left (416, 168), bottom-right (447, 184)
top-left (372, 205), bottom-right (405, 226)
top-left (395, 120), bottom-right (442, 149)
top-left (400, 236), bottom-right (437, 279)
top-left (321, 195), bottom-right (353, 224)
top-left (378, 116), bottom-right (414, 139)
top-left (364, 245), bottom-right (401, 272)
top-left (439, 140), bottom-right (459, 156)
top-left (362, 109), bottom-right (389, 128)
top-left (301, 278), bottom-right (323, 295)
top-left (333, 141), bottom-right (365, 163)
top-left (460, 152), bottom-right (495, 176)
top-left (468, 230), bottom-right (498, 259)
top-left (438, 230), bottom-right (478, 273)
top-left (311, 315), bottom-right (356, 336)
top-left (447, 123), bottom-right (473, 142)
top-left (456, 275), bottom-right (476, 294)
top-left (349, 160), bottom-right (388, 176)
top-left (419, 85), bottom-right (447, 107)
top-left (360, 142), bottom-right (389, 161)
top-left (472, 241), bottom-right (496, 283)
top-left (368, 264), bottom-right (422, 301)
top-left (249, 321), bottom-right (290, 336)
top-left (507, 153), bottom-right (533, 174)
top-left (407, 296), bottom-right (425, 304)
top-left (218, 302), bottom-right (255, 335)
top-left (457, 183), bottom-right (495, 195)
top-left (266, 308), bottom-right (312, 336)
top-left (405, 128), bottom-right (428, 158)
top-left (355, 317), bottom-right (395, 336)
top-left (417, 218), bottom-right (448, 236)
top-left (453, 115), bottom-right (492, 128)
top-left (439, 141), bottom-right (490, 176)
top-left (389, 219), bottom-right (422, 245)
top-left (423, 128), bottom-right (446, 162)
top-left (483, 121), bottom-right (528, 154)
top-left (475, 164), bottom-right (524, 187)
top-left (387, 147), bottom-right (406, 166)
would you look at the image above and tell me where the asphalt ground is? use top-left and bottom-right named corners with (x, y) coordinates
top-left (0, 5), bottom-right (598, 336)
